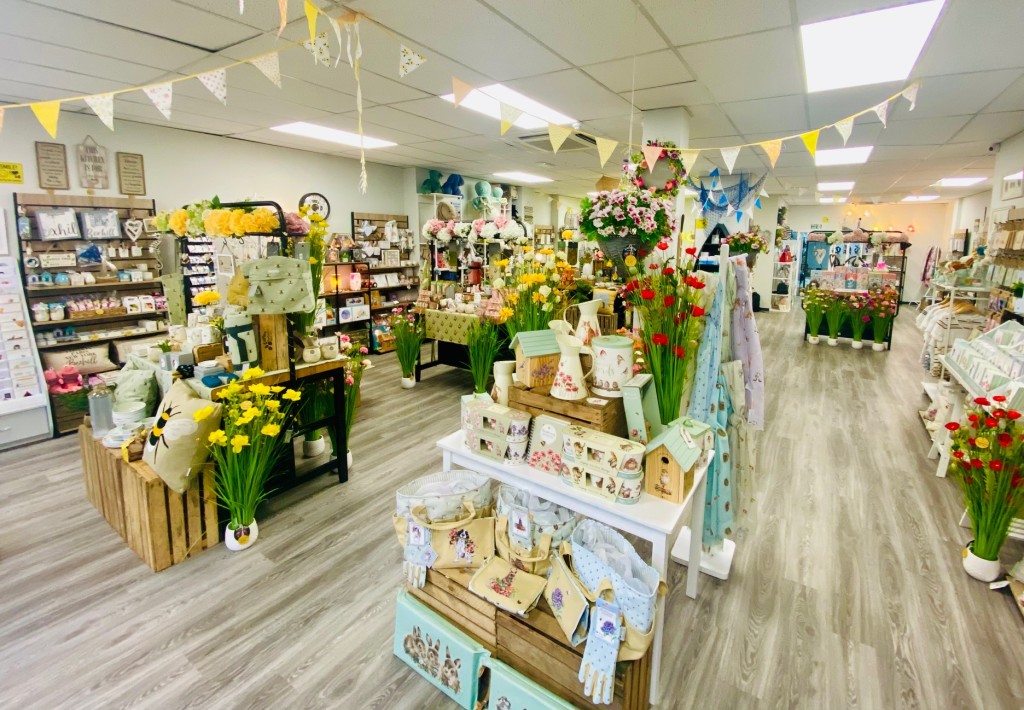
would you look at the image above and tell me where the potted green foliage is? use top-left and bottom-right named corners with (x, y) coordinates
top-left (868, 285), bottom-right (898, 351)
top-left (467, 318), bottom-right (502, 395)
top-left (801, 287), bottom-right (826, 344)
top-left (823, 291), bottom-right (847, 346)
top-left (846, 292), bottom-right (871, 349)
top-left (390, 307), bottom-right (424, 389)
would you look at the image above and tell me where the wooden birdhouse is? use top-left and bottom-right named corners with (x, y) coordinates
top-left (644, 416), bottom-right (712, 504)
top-left (510, 330), bottom-right (560, 389)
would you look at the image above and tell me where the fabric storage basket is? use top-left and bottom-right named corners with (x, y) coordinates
top-left (394, 589), bottom-right (489, 709)
top-left (496, 485), bottom-right (577, 546)
top-left (485, 658), bottom-right (577, 710)
top-left (396, 470), bottom-right (494, 522)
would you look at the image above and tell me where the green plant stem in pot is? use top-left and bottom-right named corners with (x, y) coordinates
top-left (467, 318), bottom-right (502, 395)
top-left (299, 380), bottom-right (331, 443)
top-left (289, 208), bottom-right (327, 337)
top-left (868, 285), bottom-right (899, 344)
top-left (824, 292), bottom-right (848, 340)
top-left (390, 307), bottom-right (424, 379)
top-left (801, 287), bottom-right (826, 337)
top-left (847, 293), bottom-right (870, 342)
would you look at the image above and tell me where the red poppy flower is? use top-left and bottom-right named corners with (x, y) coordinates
top-left (649, 263), bottom-right (660, 270)
top-left (993, 395), bottom-right (1007, 402)
top-left (674, 313), bottom-right (684, 325)
top-left (952, 451), bottom-right (965, 459)
top-left (972, 458), bottom-right (984, 469)
top-left (1009, 411), bottom-right (1022, 420)
top-left (945, 422), bottom-right (960, 431)
top-left (986, 417), bottom-right (998, 428)
top-left (998, 432), bottom-right (1013, 447)
top-left (685, 247), bottom-right (697, 256)
top-left (673, 345), bottom-right (685, 359)
top-left (968, 413), bottom-right (980, 422)
top-left (656, 241), bottom-right (669, 251)
top-left (664, 295), bottom-right (676, 307)
top-left (964, 475), bottom-right (975, 485)
top-left (1013, 474), bottom-right (1024, 488)
top-left (641, 288), bottom-right (655, 300)
top-left (692, 280), bottom-right (706, 290)
top-left (638, 249), bottom-right (647, 257)
top-left (968, 438), bottom-right (976, 446)
top-left (993, 409), bottom-right (1006, 418)
top-left (990, 460), bottom-right (1004, 471)
top-left (975, 397), bottom-right (991, 406)
top-left (691, 305), bottom-right (706, 317)
top-left (652, 332), bottom-right (669, 346)
top-left (663, 267), bottom-right (675, 276)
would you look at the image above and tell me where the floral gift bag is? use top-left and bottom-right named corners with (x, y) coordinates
top-left (544, 548), bottom-right (590, 647)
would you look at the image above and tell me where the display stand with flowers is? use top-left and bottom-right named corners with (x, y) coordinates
top-left (823, 292), bottom-right (848, 346)
top-left (869, 286), bottom-right (899, 351)
top-left (722, 229), bottom-right (771, 269)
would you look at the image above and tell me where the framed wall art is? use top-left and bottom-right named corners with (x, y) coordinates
top-left (35, 142), bottom-right (69, 190)
top-left (382, 248), bottom-right (401, 267)
top-left (76, 136), bottom-right (109, 190)
top-left (35, 207), bottom-right (80, 240)
top-left (78, 209), bottom-right (121, 239)
top-left (1001, 169), bottom-right (1024, 201)
top-left (116, 152), bottom-right (146, 195)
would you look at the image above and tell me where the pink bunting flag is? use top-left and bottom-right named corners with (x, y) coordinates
top-left (641, 144), bottom-right (662, 172)
top-left (143, 82), bottom-right (173, 120)
top-left (760, 139), bottom-right (782, 168)
top-left (197, 69), bottom-right (228, 105)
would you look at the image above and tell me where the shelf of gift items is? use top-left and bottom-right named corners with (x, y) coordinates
top-left (371, 300), bottom-right (415, 312)
top-left (367, 264), bottom-right (417, 273)
top-left (30, 309), bottom-right (166, 329)
top-left (36, 326), bottom-right (169, 351)
top-left (25, 280), bottom-right (164, 296)
top-left (936, 286), bottom-right (992, 379)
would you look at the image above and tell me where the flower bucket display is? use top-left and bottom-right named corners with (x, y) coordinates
top-left (847, 292), bottom-right (870, 348)
top-left (801, 287), bottom-right (827, 343)
top-left (869, 285), bottom-right (898, 349)
top-left (391, 307), bottom-right (424, 387)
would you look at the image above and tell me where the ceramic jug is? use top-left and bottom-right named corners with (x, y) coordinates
top-left (567, 299), bottom-right (602, 346)
top-left (588, 335), bottom-right (633, 398)
top-left (548, 320), bottom-right (593, 401)
top-left (492, 360), bottom-right (515, 406)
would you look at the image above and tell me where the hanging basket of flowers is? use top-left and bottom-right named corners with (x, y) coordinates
top-left (579, 189), bottom-right (675, 277)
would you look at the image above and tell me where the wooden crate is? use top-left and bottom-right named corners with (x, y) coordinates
top-left (254, 314), bottom-right (290, 371)
top-left (508, 384), bottom-right (627, 438)
top-left (410, 567), bottom-right (650, 709)
top-left (79, 426), bottom-right (219, 571)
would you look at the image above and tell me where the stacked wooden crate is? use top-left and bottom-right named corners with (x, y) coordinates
top-left (508, 383), bottom-right (628, 438)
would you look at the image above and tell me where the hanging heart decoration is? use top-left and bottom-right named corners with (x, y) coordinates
top-left (628, 140), bottom-right (687, 198)
top-left (123, 219), bottom-right (144, 242)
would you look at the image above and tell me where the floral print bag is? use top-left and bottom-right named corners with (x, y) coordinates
top-left (468, 554), bottom-right (547, 616)
top-left (543, 545), bottom-right (591, 647)
top-left (407, 502), bottom-right (494, 571)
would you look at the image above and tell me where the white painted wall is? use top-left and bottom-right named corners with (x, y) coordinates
top-left (0, 111), bottom-right (408, 252)
top-left (990, 129), bottom-right (1024, 225)
top-left (786, 202), bottom-right (955, 302)
top-left (953, 190), bottom-right (992, 233)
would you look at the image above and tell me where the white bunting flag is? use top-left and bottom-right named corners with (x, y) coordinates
top-left (833, 116), bottom-right (854, 146)
top-left (642, 144), bottom-right (663, 172)
top-left (548, 123), bottom-right (573, 153)
top-left (726, 203), bottom-right (735, 216)
top-left (197, 69), bottom-right (228, 105)
top-left (903, 82), bottom-right (920, 111)
top-left (84, 93), bottom-right (115, 131)
top-left (250, 53), bottom-right (282, 88)
top-left (326, 14), bottom-right (344, 67)
top-left (303, 32), bottom-right (331, 66)
top-left (596, 137), bottom-right (619, 168)
top-left (873, 100), bottom-right (889, 127)
top-left (720, 145), bottom-right (740, 174)
top-left (760, 187), bottom-right (769, 198)
top-left (499, 103), bottom-right (522, 135)
top-left (143, 82), bottom-right (173, 120)
top-left (0, 107), bottom-right (5, 134)
top-left (399, 45), bottom-right (426, 77)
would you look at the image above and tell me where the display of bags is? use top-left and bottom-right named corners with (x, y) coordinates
top-left (395, 471), bottom-right (494, 542)
top-left (544, 546), bottom-right (590, 647)
top-left (401, 502), bottom-right (495, 571)
top-left (468, 554), bottom-right (547, 616)
top-left (240, 255), bottom-right (314, 315)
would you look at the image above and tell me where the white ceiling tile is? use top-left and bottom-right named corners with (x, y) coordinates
top-left (687, 104), bottom-right (739, 140)
top-left (793, 0), bottom-right (918, 24)
top-left (0, 35), bottom-right (164, 85)
top-left (722, 95), bottom-right (809, 136)
top-left (875, 115), bottom-right (971, 145)
top-left (0, 58), bottom-right (132, 97)
top-left (506, 70), bottom-right (632, 122)
top-left (583, 50), bottom-right (693, 94)
top-left (951, 111), bottom-right (1024, 143)
top-left (359, 106), bottom-right (474, 141)
top-left (678, 29), bottom-right (803, 103)
top-left (175, 0), bottom-right (316, 32)
top-left (915, 0), bottom-right (1024, 76)
top-left (387, 97), bottom-right (509, 135)
top-left (627, 82), bottom-right (715, 111)
top-left (986, 72), bottom-right (1024, 113)
top-left (901, 70), bottom-right (1021, 119)
top-left (642, 0), bottom-right (791, 47)
top-left (930, 141), bottom-right (998, 159)
top-left (805, 82), bottom-right (903, 126)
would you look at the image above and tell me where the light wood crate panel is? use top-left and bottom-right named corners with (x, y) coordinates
top-left (508, 384), bottom-right (627, 438)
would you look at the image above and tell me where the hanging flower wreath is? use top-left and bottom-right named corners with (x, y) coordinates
top-left (627, 140), bottom-right (687, 198)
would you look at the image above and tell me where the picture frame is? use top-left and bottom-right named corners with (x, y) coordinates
top-left (35, 142), bottom-right (69, 190)
top-left (382, 248), bottom-right (401, 267)
top-left (35, 207), bottom-right (80, 240)
top-left (216, 253), bottom-right (235, 275)
top-left (116, 152), bottom-right (146, 195)
top-left (1001, 169), bottom-right (1024, 201)
top-left (78, 209), bottom-right (121, 239)
top-left (76, 136), bottom-right (109, 190)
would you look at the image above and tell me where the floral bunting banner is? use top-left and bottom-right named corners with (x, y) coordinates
top-left (303, 32), bottom-right (331, 66)
top-left (833, 116), bottom-right (854, 145)
top-left (720, 146), bottom-right (740, 174)
top-left (278, 0), bottom-right (288, 36)
top-left (143, 82), bottom-right (173, 120)
top-left (800, 129), bottom-right (819, 156)
top-left (760, 139), bottom-right (782, 168)
top-left (84, 93), bottom-right (115, 131)
top-left (679, 149), bottom-right (700, 172)
top-left (304, 0), bottom-right (319, 44)
top-left (548, 123), bottom-right (572, 153)
top-left (903, 82), bottom-right (920, 111)
top-left (399, 44), bottom-right (426, 77)
top-left (452, 77), bottom-right (474, 107)
top-left (250, 53), bottom-right (282, 88)
top-left (30, 100), bottom-right (61, 138)
top-left (873, 100), bottom-right (889, 127)
top-left (596, 137), bottom-right (618, 168)
top-left (326, 14), bottom-right (345, 67)
top-left (642, 144), bottom-right (663, 172)
top-left (499, 103), bottom-right (522, 135)
top-left (198, 69), bottom-right (228, 105)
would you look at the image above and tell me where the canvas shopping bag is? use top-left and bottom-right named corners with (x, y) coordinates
top-left (495, 516), bottom-right (553, 575)
top-left (405, 502), bottom-right (494, 570)
top-left (240, 255), bottom-right (314, 315)
top-left (393, 472), bottom-right (494, 547)
top-left (544, 544), bottom-right (590, 647)
top-left (468, 555), bottom-right (547, 616)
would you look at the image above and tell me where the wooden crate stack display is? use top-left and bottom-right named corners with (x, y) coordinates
top-left (408, 567), bottom-right (650, 710)
top-left (79, 426), bottom-right (219, 571)
top-left (254, 313), bottom-right (290, 372)
top-left (508, 383), bottom-right (627, 438)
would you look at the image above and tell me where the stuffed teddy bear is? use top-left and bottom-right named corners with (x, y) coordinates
top-left (419, 170), bottom-right (443, 194)
top-left (440, 173), bottom-right (464, 196)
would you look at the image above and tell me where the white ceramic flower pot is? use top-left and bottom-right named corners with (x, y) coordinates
top-left (492, 360), bottom-right (515, 406)
top-left (963, 542), bottom-right (1002, 582)
top-left (401, 375), bottom-right (416, 389)
top-left (225, 520), bottom-right (259, 551)
top-left (347, 449), bottom-right (353, 470)
top-left (302, 346), bottom-right (322, 363)
top-left (872, 342), bottom-right (886, 352)
top-left (807, 335), bottom-right (819, 345)
top-left (303, 436), bottom-right (326, 457)
top-left (851, 340), bottom-right (863, 350)
top-left (827, 338), bottom-right (838, 347)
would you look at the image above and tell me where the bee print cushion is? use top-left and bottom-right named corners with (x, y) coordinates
top-left (142, 380), bottom-right (222, 493)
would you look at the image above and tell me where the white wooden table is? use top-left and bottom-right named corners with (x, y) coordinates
top-left (436, 431), bottom-right (710, 705)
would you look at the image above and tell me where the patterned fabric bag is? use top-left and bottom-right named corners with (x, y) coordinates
top-left (494, 516), bottom-right (552, 575)
top-left (241, 255), bottom-right (314, 315)
top-left (494, 485), bottom-right (576, 576)
top-left (468, 554), bottom-right (547, 616)
top-left (393, 471), bottom-right (494, 547)
top-left (407, 502), bottom-right (494, 571)
top-left (544, 546), bottom-right (590, 647)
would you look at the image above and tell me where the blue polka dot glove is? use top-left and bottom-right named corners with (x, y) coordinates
top-left (579, 597), bottom-right (622, 705)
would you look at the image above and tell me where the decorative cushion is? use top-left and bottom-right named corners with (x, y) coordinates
top-left (142, 380), bottom-right (222, 493)
top-left (113, 369), bottom-right (158, 415)
top-left (41, 344), bottom-right (116, 375)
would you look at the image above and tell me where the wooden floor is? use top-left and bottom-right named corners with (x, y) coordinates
top-left (1, 310), bottom-right (1022, 709)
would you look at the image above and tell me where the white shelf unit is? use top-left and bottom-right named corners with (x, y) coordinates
top-left (770, 255), bottom-right (798, 312)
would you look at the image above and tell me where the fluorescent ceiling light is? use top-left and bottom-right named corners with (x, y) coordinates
top-left (819, 197), bottom-right (847, 204)
top-left (440, 84), bottom-right (576, 130)
top-left (494, 171), bottom-right (552, 184)
top-left (1004, 171), bottom-right (1024, 181)
top-left (271, 122), bottom-right (396, 148)
top-left (801, 0), bottom-right (944, 92)
top-left (935, 176), bottom-right (986, 187)
top-left (815, 146), bottom-right (873, 166)
top-left (818, 181), bottom-right (855, 191)
top-left (902, 195), bottom-right (939, 202)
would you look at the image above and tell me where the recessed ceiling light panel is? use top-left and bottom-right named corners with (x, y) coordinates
top-left (815, 146), bottom-right (873, 166)
top-left (440, 83), bottom-right (576, 130)
top-left (270, 122), bottom-right (396, 148)
top-left (819, 197), bottom-right (847, 203)
top-left (935, 177), bottom-right (986, 187)
top-left (801, 0), bottom-right (944, 92)
top-left (494, 171), bottom-right (553, 184)
top-left (818, 181), bottom-right (855, 191)
top-left (902, 195), bottom-right (939, 202)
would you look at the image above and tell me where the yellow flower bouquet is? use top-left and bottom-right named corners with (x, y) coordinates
top-left (492, 254), bottom-right (565, 340)
top-left (153, 197), bottom-right (281, 238)
top-left (206, 367), bottom-right (301, 534)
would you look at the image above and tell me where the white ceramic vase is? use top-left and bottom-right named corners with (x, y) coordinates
top-left (962, 542), bottom-right (1002, 582)
top-left (401, 375), bottom-right (416, 389)
top-left (807, 335), bottom-right (819, 345)
top-left (872, 342), bottom-right (886, 352)
top-left (851, 340), bottom-right (863, 350)
top-left (303, 435), bottom-right (326, 457)
top-left (827, 338), bottom-right (838, 347)
top-left (225, 520), bottom-right (259, 551)
top-left (492, 360), bottom-right (515, 406)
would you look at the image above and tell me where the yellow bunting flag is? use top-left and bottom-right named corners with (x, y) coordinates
top-left (678, 149), bottom-right (700, 172)
top-left (277, 0), bottom-right (288, 36)
top-left (800, 129), bottom-right (820, 156)
top-left (642, 144), bottom-right (662, 171)
top-left (596, 137), bottom-right (619, 168)
top-left (30, 100), bottom-right (61, 139)
top-left (761, 139), bottom-right (782, 168)
top-left (499, 103), bottom-right (522, 135)
top-left (720, 146), bottom-right (740, 174)
top-left (304, 0), bottom-right (319, 44)
top-left (452, 77), bottom-right (473, 107)
top-left (548, 123), bottom-right (572, 153)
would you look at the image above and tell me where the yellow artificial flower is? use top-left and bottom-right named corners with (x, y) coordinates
top-left (975, 436), bottom-right (990, 449)
top-left (230, 434), bottom-right (249, 454)
top-left (506, 292), bottom-right (520, 305)
top-left (261, 423), bottom-right (281, 437)
top-left (168, 209), bottom-right (189, 236)
top-left (493, 259), bottom-right (509, 268)
top-left (556, 261), bottom-right (570, 270)
top-left (248, 383), bottom-right (272, 397)
top-left (270, 385), bottom-right (284, 393)
top-left (561, 230), bottom-right (573, 240)
top-left (239, 401), bottom-right (253, 410)
top-left (309, 256), bottom-right (318, 264)
top-left (522, 246), bottom-right (533, 253)
top-left (282, 388), bottom-right (301, 402)
top-left (229, 209), bottom-right (247, 237)
top-left (243, 407), bottom-right (259, 422)
top-left (539, 248), bottom-right (554, 255)
top-left (242, 367), bottom-right (265, 381)
top-left (208, 430), bottom-right (228, 446)
top-left (265, 399), bottom-right (281, 411)
top-left (193, 290), bottom-right (221, 306)
top-left (309, 213), bottom-right (323, 223)
top-left (532, 291), bottom-right (545, 303)
top-left (497, 307), bottom-right (514, 322)
top-left (193, 405), bottom-right (215, 422)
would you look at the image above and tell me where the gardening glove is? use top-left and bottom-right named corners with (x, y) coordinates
top-left (578, 597), bottom-right (622, 705)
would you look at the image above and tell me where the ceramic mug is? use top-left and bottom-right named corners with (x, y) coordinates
top-left (587, 335), bottom-right (634, 398)
top-left (320, 342), bottom-right (339, 360)
top-left (302, 346), bottom-right (322, 364)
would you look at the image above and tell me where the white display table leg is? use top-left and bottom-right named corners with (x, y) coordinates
top-left (686, 470), bottom-right (708, 596)
top-left (648, 533), bottom-right (668, 705)
top-left (442, 449), bottom-right (452, 472)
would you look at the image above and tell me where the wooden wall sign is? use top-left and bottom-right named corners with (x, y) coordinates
top-left (76, 136), bottom-right (109, 190)
top-left (35, 142), bottom-right (69, 190)
top-left (116, 152), bottom-right (146, 195)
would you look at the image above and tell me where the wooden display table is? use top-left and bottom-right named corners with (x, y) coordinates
top-left (437, 431), bottom-right (710, 705)
top-left (79, 426), bottom-right (218, 571)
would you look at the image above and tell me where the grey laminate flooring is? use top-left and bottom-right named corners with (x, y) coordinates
top-left (1, 309), bottom-right (1022, 710)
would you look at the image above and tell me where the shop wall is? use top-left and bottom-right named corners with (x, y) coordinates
top-left (953, 190), bottom-right (992, 233)
top-left (786, 202), bottom-right (955, 302)
top-left (0, 110), bottom-right (408, 252)
top-left (990, 129), bottom-right (1024, 223)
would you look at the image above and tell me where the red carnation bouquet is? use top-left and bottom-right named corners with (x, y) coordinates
top-left (621, 243), bottom-right (707, 424)
top-left (947, 395), bottom-right (1024, 563)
